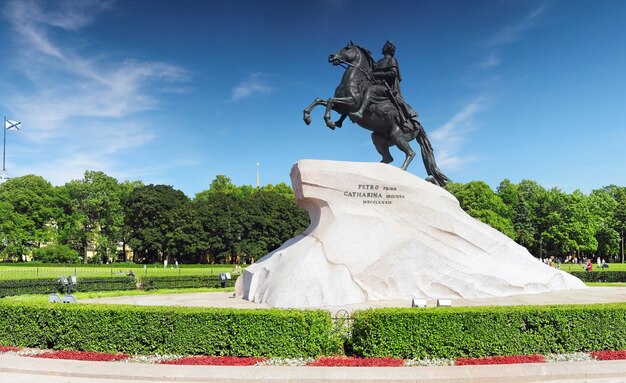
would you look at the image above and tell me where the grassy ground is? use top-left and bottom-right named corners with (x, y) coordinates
top-left (585, 282), bottom-right (626, 287)
top-left (556, 263), bottom-right (626, 272)
top-left (2, 262), bottom-right (624, 280)
top-left (5, 287), bottom-right (235, 304)
top-left (0, 264), bottom-right (241, 280)
top-left (5, 282), bottom-right (622, 304)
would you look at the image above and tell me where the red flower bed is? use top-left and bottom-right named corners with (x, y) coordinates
top-left (308, 356), bottom-right (404, 367)
top-left (591, 350), bottom-right (626, 361)
top-left (0, 346), bottom-right (20, 353)
top-left (455, 354), bottom-right (545, 366)
top-left (160, 356), bottom-right (265, 366)
top-left (32, 350), bottom-right (130, 362)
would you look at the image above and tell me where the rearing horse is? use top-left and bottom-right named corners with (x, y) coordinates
top-left (303, 42), bottom-right (449, 186)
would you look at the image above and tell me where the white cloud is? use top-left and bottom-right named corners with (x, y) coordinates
top-left (454, 4), bottom-right (547, 170)
top-left (479, 53), bottom-right (501, 70)
top-left (1, 0), bottom-right (189, 183)
top-left (477, 3), bottom-right (547, 73)
top-left (6, 0), bottom-right (114, 32)
top-left (430, 99), bottom-right (484, 170)
top-left (488, 3), bottom-right (547, 47)
top-left (230, 73), bottom-right (273, 101)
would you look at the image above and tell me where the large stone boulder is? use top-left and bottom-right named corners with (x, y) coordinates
top-left (235, 160), bottom-right (586, 308)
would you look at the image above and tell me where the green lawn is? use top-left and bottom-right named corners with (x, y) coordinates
top-left (586, 282), bottom-right (626, 287)
top-left (5, 286), bottom-right (234, 304)
top-left (0, 261), bottom-right (623, 281)
top-left (0, 264), bottom-right (242, 280)
top-left (558, 262), bottom-right (626, 272)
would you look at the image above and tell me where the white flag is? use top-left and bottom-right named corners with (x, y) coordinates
top-left (4, 119), bottom-right (20, 130)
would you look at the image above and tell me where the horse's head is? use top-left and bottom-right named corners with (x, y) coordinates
top-left (328, 41), bottom-right (373, 69)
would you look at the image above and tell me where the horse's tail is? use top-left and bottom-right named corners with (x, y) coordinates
top-left (415, 125), bottom-right (451, 186)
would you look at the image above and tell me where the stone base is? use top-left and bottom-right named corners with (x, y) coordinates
top-left (235, 160), bottom-right (586, 308)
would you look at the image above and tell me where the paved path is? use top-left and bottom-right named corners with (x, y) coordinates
top-left (80, 287), bottom-right (626, 312)
top-left (1, 354), bottom-right (626, 383)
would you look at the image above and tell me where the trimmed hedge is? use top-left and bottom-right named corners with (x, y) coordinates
top-left (139, 275), bottom-right (236, 290)
top-left (569, 271), bottom-right (626, 283)
top-left (349, 303), bottom-right (626, 359)
top-left (0, 277), bottom-right (136, 297)
top-left (0, 278), bottom-right (59, 296)
top-left (0, 301), bottom-right (341, 358)
top-left (0, 275), bottom-right (236, 297)
top-left (0, 300), bottom-right (625, 358)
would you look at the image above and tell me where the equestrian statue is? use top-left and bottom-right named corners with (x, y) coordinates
top-left (303, 41), bottom-right (450, 186)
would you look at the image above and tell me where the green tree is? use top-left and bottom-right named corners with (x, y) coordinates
top-left (446, 181), bottom-right (515, 238)
top-left (194, 175), bottom-right (238, 202)
top-left (118, 180), bottom-right (144, 261)
top-left (617, 190), bottom-right (626, 263)
top-left (588, 188), bottom-right (620, 261)
top-left (0, 175), bottom-right (57, 261)
top-left (597, 185), bottom-right (626, 262)
top-left (542, 189), bottom-right (597, 259)
top-left (240, 185), bottom-right (309, 261)
top-left (497, 179), bottom-right (536, 249)
top-left (193, 177), bottom-right (309, 263)
top-left (57, 171), bottom-right (125, 263)
top-left (32, 244), bottom-right (80, 263)
top-left (515, 180), bottom-right (549, 257)
top-left (0, 200), bottom-right (29, 260)
top-left (194, 190), bottom-right (245, 263)
top-left (125, 184), bottom-right (197, 263)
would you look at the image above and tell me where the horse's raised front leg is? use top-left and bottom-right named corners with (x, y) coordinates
top-left (324, 96), bottom-right (356, 129)
top-left (303, 98), bottom-right (327, 125)
top-left (324, 98), bottom-right (336, 129)
top-left (334, 114), bottom-right (347, 128)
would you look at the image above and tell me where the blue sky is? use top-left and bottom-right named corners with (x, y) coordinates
top-left (0, 0), bottom-right (625, 197)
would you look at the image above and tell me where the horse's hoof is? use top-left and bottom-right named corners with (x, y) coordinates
top-left (326, 121), bottom-right (336, 130)
top-left (425, 176), bottom-right (439, 185)
top-left (334, 120), bottom-right (342, 128)
top-left (303, 115), bottom-right (311, 125)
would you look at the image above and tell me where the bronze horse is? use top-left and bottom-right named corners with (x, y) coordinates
top-left (303, 42), bottom-right (449, 186)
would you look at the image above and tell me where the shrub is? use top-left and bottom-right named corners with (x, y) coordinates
top-left (32, 245), bottom-right (80, 264)
top-left (0, 276), bottom-right (136, 297)
top-left (349, 304), bottom-right (626, 359)
top-left (138, 275), bottom-right (234, 290)
top-left (72, 276), bottom-right (137, 293)
top-left (0, 300), bottom-right (341, 358)
top-left (569, 271), bottom-right (626, 283)
top-left (0, 274), bottom-right (237, 297)
top-left (0, 278), bottom-right (60, 296)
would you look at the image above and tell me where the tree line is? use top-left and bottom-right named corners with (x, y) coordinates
top-left (0, 171), bottom-right (308, 264)
top-left (445, 180), bottom-right (626, 263)
top-left (1, 171), bottom-right (624, 264)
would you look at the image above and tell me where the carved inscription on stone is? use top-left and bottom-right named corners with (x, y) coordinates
top-left (343, 184), bottom-right (405, 205)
